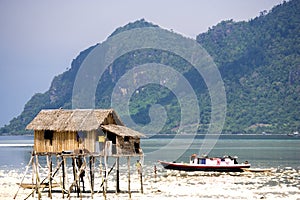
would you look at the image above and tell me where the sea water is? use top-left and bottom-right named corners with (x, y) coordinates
top-left (0, 135), bottom-right (299, 171)
top-left (141, 136), bottom-right (300, 169)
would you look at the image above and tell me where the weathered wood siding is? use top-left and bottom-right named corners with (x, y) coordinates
top-left (116, 136), bottom-right (141, 155)
top-left (34, 130), bottom-right (78, 153)
top-left (78, 130), bottom-right (97, 153)
top-left (34, 130), bottom-right (97, 153)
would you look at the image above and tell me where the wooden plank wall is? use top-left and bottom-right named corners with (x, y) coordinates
top-left (34, 130), bottom-right (44, 152)
top-left (56, 131), bottom-right (78, 152)
top-left (116, 136), bottom-right (141, 155)
top-left (34, 130), bottom-right (97, 153)
top-left (80, 130), bottom-right (96, 153)
top-left (34, 130), bottom-right (78, 153)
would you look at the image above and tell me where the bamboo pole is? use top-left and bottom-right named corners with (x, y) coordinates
top-left (138, 161), bottom-right (143, 194)
top-left (154, 165), bottom-right (157, 183)
top-left (67, 158), bottom-right (86, 199)
top-left (140, 171), bottom-right (143, 194)
top-left (127, 156), bottom-right (131, 199)
top-left (47, 154), bottom-right (53, 199)
top-left (80, 155), bottom-right (85, 193)
top-left (79, 155), bottom-right (86, 199)
top-left (50, 155), bottom-right (53, 198)
top-left (71, 157), bottom-right (75, 193)
top-left (104, 155), bottom-right (108, 196)
top-left (26, 157), bottom-right (36, 199)
top-left (74, 157), bottom-right (81, 197)
top-left (24, 159), bottom-right (65, 200)
top-left (83, 156), bottom-right (93, 199)
top-left (32, 153), bottom-right (35, 198)
top-left (116, 157), bottom-right (120, 193)
top-left (139, 155), bottom-right (144, 193)
top-left (89, 156), bottom-right (95, 197)
top-left (99, 157), bottom-right (106, 200)
top-left (35, 154), bottom-right (41, 200)
top-left (13, 154), bottom-right (34, 199)
top-left (99, 160), bottom-right (116, 190)
top-left (62, 155), bottom-right (66, 198)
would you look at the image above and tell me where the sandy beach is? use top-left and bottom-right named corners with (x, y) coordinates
top-left (1, 164), bottom-right (299, 200)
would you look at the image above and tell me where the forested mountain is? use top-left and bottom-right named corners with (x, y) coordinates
top-left (1, 0), bottom-right (299, 135)
top-left (197, 0), bottom-right (300, 133)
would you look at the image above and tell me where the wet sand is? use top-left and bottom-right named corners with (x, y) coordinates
top-left (1, 165), bottom-right (299, 200)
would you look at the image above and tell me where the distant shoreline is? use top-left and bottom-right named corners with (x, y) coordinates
top-left (0, 134), bottom-right (299, 140)
top-left (147, 134), bottom-right (300, 140)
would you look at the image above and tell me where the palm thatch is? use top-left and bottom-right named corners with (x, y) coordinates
top-left (26, 109), bottom-right (123, 132)
top-left (101, 124), bottom-right (146, 138)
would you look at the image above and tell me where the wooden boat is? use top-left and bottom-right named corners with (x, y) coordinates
top-left (17, 183), bottom-right (60, 189)
top-left (158, 154), bottom-right (251, 172)
top-left (242, 168), bottom-right (272, 173)
top-left (287, 131), bottom-right (299, 137)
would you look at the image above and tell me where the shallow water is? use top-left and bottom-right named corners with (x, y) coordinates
top-left (141, 137), bottom-right (300, 169)
top-left (0, 135), bottom-right (299, 200)
top-left (0, 135), bottom-right (299, 170)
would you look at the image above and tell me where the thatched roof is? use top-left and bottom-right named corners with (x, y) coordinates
top-left (101, 124), bottom-right (146, 138)
top-left (26, 109), bottom-right (123, 132)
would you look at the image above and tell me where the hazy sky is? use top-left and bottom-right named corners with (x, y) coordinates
top-left (0, 0), bottom-right (283, 127)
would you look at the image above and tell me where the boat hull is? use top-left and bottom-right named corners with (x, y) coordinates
top-left (159, 160), bottom-right (251, 172)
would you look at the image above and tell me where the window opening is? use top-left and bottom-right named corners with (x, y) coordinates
top-left (44, 130), bottom-right (54, 145)
top-left (124, 136), bottom-right (130, 142)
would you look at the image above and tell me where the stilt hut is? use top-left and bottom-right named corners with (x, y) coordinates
top-left (26, 109), bottom-right (145, 156)
top-left (15, 109), bottom-right (145, 199)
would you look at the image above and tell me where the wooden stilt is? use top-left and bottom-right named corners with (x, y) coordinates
top-left (35, 154), bottom-right (41, 200)
top-left (20, 150), bottom-right (144, 200)
top-left (79, 155), bottom-right (85, 199)
top-left (23, 158), bottom-right (37, 200)
top-left (154, 165), bottom-right (157, 183)
top-left (139, 165), bottom-right (143, 194)
top-left (116, 157), bottom-right (120, 193)
top-left (138, 155), bottom-right (143, 193)
top-left (47, 154), bottom-right (53, 199)
top-left (32, 153), bottom-right (35, 198)
top-left (13, 154), bottom-right (34, 199)
top-left (72, 157), bottom-right (77, 195)
top-left (104, 156), bottom-right (108, 196)
top-left (99, 157), bottom-right (106, 200)
top-left (78, 155), bottom-right (85, 193)
top-left (80, 161), bottom-right (86, 199)
top-left (73, 157), bottom-right (80, 198)
top-left (23, 158), bottom-right (64, 200)
top-left (89, 156), bottom-right (95, 194)
top-left (67, 156), bottom-right (85, 199)
top-left (50, 155), bottom-right (53, 198)
top-left (127, 156), bottom-right (131, 199)
top-left (62, 155), bottom-right (66, 198)
top-left (85, 156), bottom-right (94, 199)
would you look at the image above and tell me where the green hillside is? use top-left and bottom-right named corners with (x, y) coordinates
top-left (1, 1), bottom-right (299, 135)
top-left (196, 0), bottom-right (300, 133)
